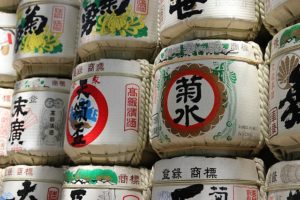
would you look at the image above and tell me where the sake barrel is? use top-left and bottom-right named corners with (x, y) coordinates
top-left (14, 0), bottom-right (80, 78)
top-left (159, 0), bottom-right (260, 46)
top-left (266, 161), bottom-right (300, 199)
top-left (263, 0), bottom-right (300, 35)
top-left (77, 0), bottom-right (158, 62)
top-left (268, 23), bottom-right (300, 160)
top-left (0, 88), bottom-right (13, 166)
top-left (62, 166), bottom-right (151, 200)
top-left (0, 165), bottom-right (63, 200)
top-left (152, 157), bottom-right (265, 200)
top-left (0, 0), bottom-right (19, 11)
top-left (150, 39), bottom-right (267, 158)
top-left (7, 77), bottom-right (71, 165)
top-left (64, 59), bottom-right (151, 165)
top-left (0, 12), bottom-right (17, 88)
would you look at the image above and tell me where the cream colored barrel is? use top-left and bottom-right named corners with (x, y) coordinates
top-left (1, 165), bottom-right (63, 200)
top-left (62, 166), bottom-right (151, 200)
top-left (14, 0), bottom-right (80, 79)
top-left (0, 12), bottom-right (17, 88)
top-left (78, 0), bottom-right (158, 62)
top-left (268, 23), bottom-right (300, 160)
top-left (0, 0), bottom-right (19, 11)
top-left (150, 39), bottom-right (267, 158)
top-left (152, 157), bottom-right (266, 200)
top-left (0, 88), bottom-right (13, 166)
top-left (266, 161), bottom-right (300, 199)
top-left (263, 0), bottom-right (300, 35)
top-left (0, 169), bottom-right (4, 195)
top-left (7, 77), bottom-right (71, 165)
top-left (64, 59), bottom-right (151, 165)
top-left (159, 0), bottom-right (260, 46)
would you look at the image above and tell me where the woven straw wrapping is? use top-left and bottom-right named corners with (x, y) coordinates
top-left (159, 0), bottom-right (261, 46)
top-left (64, 59), bottom-right (152, 166)
top-left (150, 39), bottom-right (266, 158)
top-left (14, 0), bottom-right (80, 79)
top-left (0, 0), bottom-right (19, 11)
top-left (151, 157), bottom-right (266, 200)
top-left (62, 165), bottom-right (151, 200)
top-left (77, 0), bottom-right (158, 62)
top-left (261, 0), bottom-right (300, 35)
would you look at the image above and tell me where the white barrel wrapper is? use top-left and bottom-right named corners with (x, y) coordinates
top-left (0, 12), bottom-right (17, 88)
top-left (78, 0), bottom-right (157, 61)
top-left (14, 0), bottom-right (80, 78)
top-left (0, 88), bottom-right (13, 166)
top-left (1, 165), bottom-right (63, 200)
top-left (7, 77), bottom-right (71, 165)
top-left (268, 23), bottom-right (300, 159)
top-left (159, 0), bottom-right (260, 46)
top-left (152, 157), bottom-right (265, 200)
top-left (64, 59), bottom-right (151, 165)
top-left (62, 166), bottom-right (150, 200)
top-left (0, 169), bottom-right (4, 195)
top-left (0, 0), bottom-right (19, 11)
top-left (263, 0), bottom-right (300, 35)
top-left (266, 161), bottom-right (300, 200)
top-left (151, 39), bottom-right (264, 158)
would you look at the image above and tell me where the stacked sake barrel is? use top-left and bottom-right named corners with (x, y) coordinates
top-left (263, 0), bottom-right (300, 199)
top-left (148, 0), bottom-right (268, 199)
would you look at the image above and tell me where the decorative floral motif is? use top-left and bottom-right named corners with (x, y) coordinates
top-left (19, 27), bottom-right (63, 54)
top-left (94, 6), bottom-right (148, 38)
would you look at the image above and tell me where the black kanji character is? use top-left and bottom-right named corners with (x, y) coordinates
top-left (162, 169), bottom-right (170, 180)
top-left (17, 180), bottom-right (37, 200)
top-left (279, 64), bottom-right (300, 129)
top-left (191, 167), bottom-right (201, 178)
top-left (81, 2), bottom-right (99, 36)
top-left (176, 75), bottom-right (202, 103)
top-left (72, 122), bottom-right (86, 146)
top-left (287, 190), bottom-right (300, 200)
top-left (209, 186), bottom-right (228, 200)
top-left (10, 119), bottom-right (25, 145)
top-left (172, 168), bottom-right (182, 179)
top-left (77, 79), bottom-right (90, 99)
top-left (15, 5), bottom-right (47, 52)
top-left (70, 189), bottom-right (87, 200)
top-left (169, 0), bottom-right (208, 20)
top-left (204, 167), bottom-right (217, 179)
top-left (73, 99), bottom-right (89, 121)
top-left (12, 96), bottom-right (28, 117)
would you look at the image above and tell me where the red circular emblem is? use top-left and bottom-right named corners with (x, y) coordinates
top-left (66, 83), bottom-right (108, 147)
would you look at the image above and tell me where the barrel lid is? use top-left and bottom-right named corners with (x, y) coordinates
top-left (3, 165), bottom-right (64, 183)
top-left (154, 40), bottom-right (260, 70)
top-left (64, 165), bottom-right (148, 190)
top-left (0, 88), bottom-right (13, 108)
top-left (0, 12), bottom-right (16, 28)
top-left (266, 161), bottom-right (300, 187)
top-left (153, 157), bottom-right (259, 183)
top-left (14, 77), bottom-right (71, 93)
top-left (271, 23), bottom-right (300, 59)
top-left (73, 59), bottom-right (143, 81)
top-left (19, 0), bottom-right (80, 9)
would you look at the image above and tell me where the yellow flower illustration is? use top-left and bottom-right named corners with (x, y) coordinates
top-left (20, 27), bottom-right (63, 54)
top-left (95, 6), bottom-right (148, 38)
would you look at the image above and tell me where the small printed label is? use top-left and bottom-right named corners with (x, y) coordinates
top-left (51, 6), bottom-right (65, 33)
top-left (47, 187), bottom-right (59, 200)
top-left (134, 0), bottom-right (149, 15)
top-left (124, 84), bottom-right (139, 132)
top-left (270, 107), bottom-right (278, 138)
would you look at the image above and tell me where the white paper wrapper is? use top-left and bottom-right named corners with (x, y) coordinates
top-left (151, 39), bottom-right (264, 158)
top-left (0, 88), bottom-right (13, 166)
top-left (266, 161), bottom-right (300, 200)
top-left (0, 12), bottom-right (17, 87)
top-left (159, 0), bottom-right (260, 46)
top-left (1, 165), bottom-right (63, 200)
top-left (78, 0), bottom-right (158, 61)
top-left (64, 59), bottom-right (151, 165)
top-left (7, 77), bottom-right (71, 165)
top-left (14, 0), bottom-right (80, 78)
top-left (152, 157), bottom-right (264, 200)
top-left (268, 23), bottom-right (300, 159)
top-left (264, 0), bottom-right (300, 35)
top-left (62, 165), bottom-right (150, 200)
